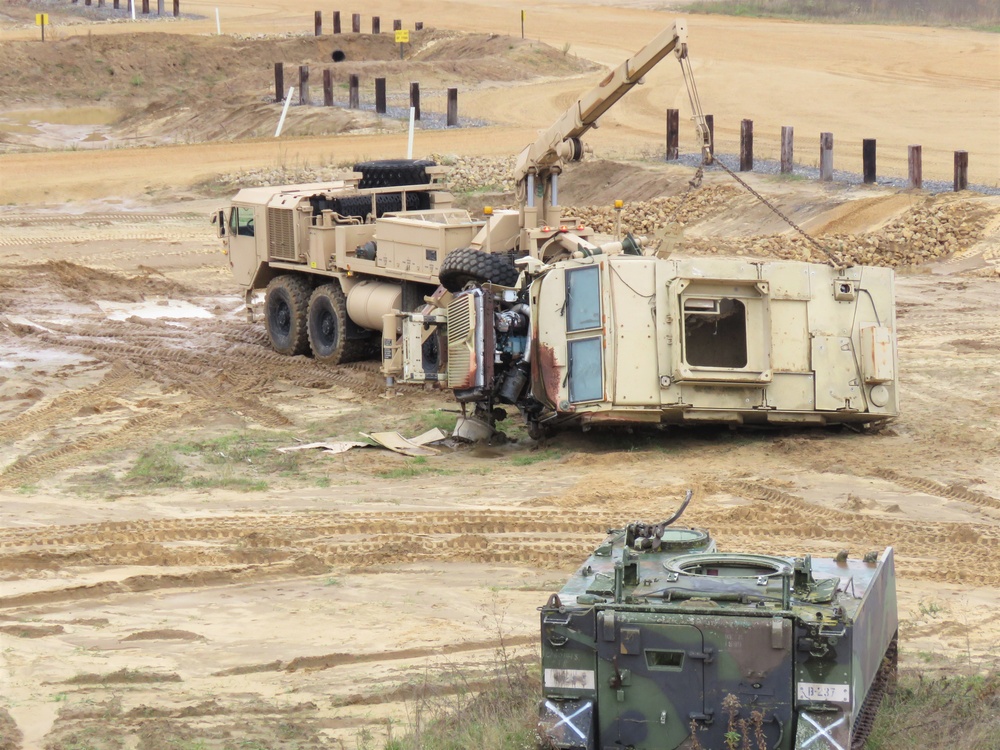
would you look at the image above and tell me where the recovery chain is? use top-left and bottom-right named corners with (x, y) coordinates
top-left (712, 156), bottom-right (844, 268)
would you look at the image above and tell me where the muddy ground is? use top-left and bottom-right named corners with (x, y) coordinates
top-left (1, 1), bottom-right (999, 748)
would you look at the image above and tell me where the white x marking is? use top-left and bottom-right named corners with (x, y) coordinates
top-left (800, 712), bottom-right (846, 750)
top-left (544, 700), bottom-right (591, 741)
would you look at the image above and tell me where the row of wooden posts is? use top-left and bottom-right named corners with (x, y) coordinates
top-left (72, 0), bottom-right (180, 15)
top-left (275, 64), bottom-right (460, 126)
top-left (667, 110), bottom-right (971, 192)
top-left (314, 13), bottom-right (423, 35)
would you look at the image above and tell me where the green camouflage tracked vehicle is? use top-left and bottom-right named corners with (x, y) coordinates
top-left (538, 493), bottom-right (898, 750)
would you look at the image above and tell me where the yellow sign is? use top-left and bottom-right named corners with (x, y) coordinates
top-left (395, 30), bottom-right (409, 44)
top-left (36, 13), bottom-right (49, 25)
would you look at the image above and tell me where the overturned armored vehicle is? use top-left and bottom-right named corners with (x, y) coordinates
top-left (537, 494), bottom-right (898, 749)
top-left (387, 248), bottom-right (899, 439)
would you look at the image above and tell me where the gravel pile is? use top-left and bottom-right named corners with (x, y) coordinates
top-left (566, 187), bottom-right (742, 237)
top-left (676, 198), bottom-right (991, 267)
top-left (428, 154), bottom-right (516, 193)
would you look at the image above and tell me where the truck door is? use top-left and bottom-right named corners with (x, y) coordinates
top-left (228, 204), bottom-right (260, 288)
top-left (595, 615), bottom-right (706, 750)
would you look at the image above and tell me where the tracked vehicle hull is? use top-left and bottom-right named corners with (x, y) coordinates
top-left (539, 522), bottom-right (898, 750)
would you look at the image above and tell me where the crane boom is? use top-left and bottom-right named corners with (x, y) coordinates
top-left (513, 19), bottom-right (706, 186)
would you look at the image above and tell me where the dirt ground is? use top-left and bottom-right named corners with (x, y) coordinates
top-left (1, 2), bottom-right (999, 748)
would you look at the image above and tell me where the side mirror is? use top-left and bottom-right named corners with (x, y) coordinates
top-left (215, 209), bottom-right (227, 238)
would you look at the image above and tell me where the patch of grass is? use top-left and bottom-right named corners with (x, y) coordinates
top-left (125, 446), bottom-right (185, 487)
top-left (509, 449), bottom-right (561, 466)
top-left (188, 476), bottom-right (268, 492)
top-left (130, 74), bottom-right (144, 87)
top-left (866, 670), bottom-right (1000, 750)
top-left (375, 456), bottom-right (453, 479)
top-left (315, 476), bottom-right (331, 488)
top-left (16, 484), bottom-right (38, 495)
top-left (406, 408), bottom-right (458, 435)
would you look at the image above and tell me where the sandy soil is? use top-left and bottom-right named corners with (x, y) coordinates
top-left (1, 2), bottom-right (999, 748)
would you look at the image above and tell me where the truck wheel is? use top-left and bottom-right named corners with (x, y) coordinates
top-left (307, 284), bottom-right (371, 365)
top-left (439, 248), bottom-right (519, 292)
top-left (265, 275), bottom-right (311, 356)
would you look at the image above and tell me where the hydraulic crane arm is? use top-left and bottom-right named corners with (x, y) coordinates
top-left (513, 19), bottom-right (710, 187)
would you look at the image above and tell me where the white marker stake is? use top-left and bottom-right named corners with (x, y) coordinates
top-left (407, 107), bottom-right (415, 159)
top-left (216, 8), bottom-right (221, 35)
top-left (131, 0), bottom-right (136, 21)
top-left (275, 87), bottom-right (294, 137)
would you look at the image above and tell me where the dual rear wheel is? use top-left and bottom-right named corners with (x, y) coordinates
top-left (264, 276), bottom-right (368, 364)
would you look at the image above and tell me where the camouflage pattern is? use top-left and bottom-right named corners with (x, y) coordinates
top-left (539, 525), bottom-right (898, 750)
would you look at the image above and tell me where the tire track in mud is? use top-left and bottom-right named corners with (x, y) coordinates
top-left (0, 364), bottom-right (142, 442)
top-left (0, 232), bottom-right (209, 247)
top-left (4, 491), bottom-right (1000, 608)
top-left (869, 468), bottom-right (1000, 513)
top-left (0, 408), bottom-right (191, 489)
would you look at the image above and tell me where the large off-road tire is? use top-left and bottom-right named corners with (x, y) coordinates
top-left (307, 283), bottom-right (371, 365)
top-left (353, 159), bottom-right (435, 189)
top-left (439, 248), bottom-right (519, 292)
top-left (265, 275), bottom-right (312, 356)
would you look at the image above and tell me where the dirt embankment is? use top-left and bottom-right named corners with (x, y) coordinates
top-left (0, 30), bottom-right (595, 149)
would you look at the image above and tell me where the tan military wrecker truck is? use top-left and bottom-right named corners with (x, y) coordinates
top-left (217, 20), bottom-right (899, 439)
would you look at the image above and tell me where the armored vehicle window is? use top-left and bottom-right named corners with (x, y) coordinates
top-left (234, 207), bottom-right (255, 237)
top-left (566, 266), bottom-right (601, 332)
top-left (683, 298), bottom-right (748, 368)
top-left (568, 336), bottom-right (603, 403)
top-left (645, 649), bottom-right (685, 670)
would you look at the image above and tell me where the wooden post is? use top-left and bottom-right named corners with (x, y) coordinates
top-left (780, 126), bottom-right (794, 174)
top-left (274, 62), bottom-right (284, 103)
top-left (863, 138), bottom-right (877, 184)
top-left (415, 21), bottom-right (423, 30)
top-left (393, 19), bottom-right (402, 31)
top-left (299, 66), bottom-right (310, 105)
top-left (173, 0), bottom-right (179, 16)
top-left (375, 78), bottom-right (387, 114)
top-left (953, 150), bottom-right (968, 192)
top-left (665, 109), bottom-right (679, 161)
top-left (85, 0), bottom-right (91, 6)
top-left (372, 16), bottom-right (380, 34)
top-left (333, 11), bottom-right (341, 33)
top-left (740, 118), bottom-right (753, 172)
top-left (352, 13), bottom-right (360, 33)
top-left (142, 0), bottom-right (149, 14)
top-left (908, 145), bottom-right (922, 189)
top-left (315, 10), bottom-right (322, 35)
top-left (115, 0), bottom-right (120, 9)
top-left (410, 82), bottom-right (420, 120)
top-left (323, 69), bottom-right (334, 106)
top-left (703, 114), bottom-right (714, 165)
top-left (157, 0), bottom-right (164, 14)
top-left (349, 74), bottom-right (359, 109)
top-left (447, 88), bottom-right (458, 127)
top-left (820, 132), bottom-right (834, 181)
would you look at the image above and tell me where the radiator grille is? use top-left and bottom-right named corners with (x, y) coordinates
top-left (267, 207), bottom-right (296, 260)
top-left (447, 294), bottom-right (477, 389)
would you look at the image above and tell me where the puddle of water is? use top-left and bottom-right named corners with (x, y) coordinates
top-left (96, 299), bottom-right (213, 322)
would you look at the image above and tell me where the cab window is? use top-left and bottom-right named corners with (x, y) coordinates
top-left (231, 207), bottom-right (255, 237)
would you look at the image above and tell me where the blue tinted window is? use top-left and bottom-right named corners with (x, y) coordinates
top-left (566, 266), bottom-right (601, 332)
top-left (568, 337), bottom-right (603, 403)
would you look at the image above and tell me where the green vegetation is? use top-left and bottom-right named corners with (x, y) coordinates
top-left (118, 430), bottom-right (305, 493)
top-left (682, 0), bottom-right (1000, 28)
top-left (866, 670), bottom-right (1000, 750)
top-left (375, 456), bottom-right (453, 479)
top-left (508, 449), bottom-right (561, 466)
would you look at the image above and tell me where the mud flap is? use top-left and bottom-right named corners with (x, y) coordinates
top-left (538, 698), bottom-right (594, 750)
top-left (794, 708), bottom-right (849, 750)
